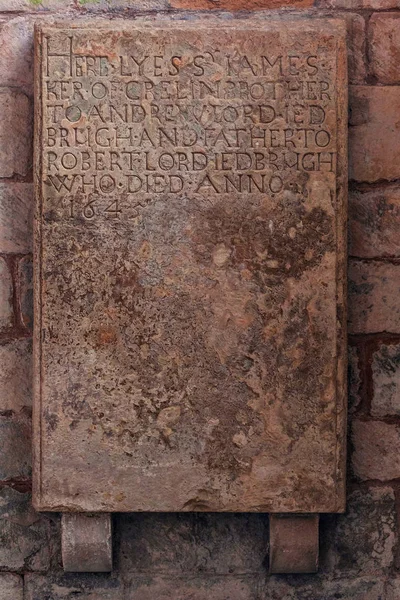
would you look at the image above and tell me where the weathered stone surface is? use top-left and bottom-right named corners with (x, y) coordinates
top-left (321, 487), bottom-right (396, 576)
top-left (348, 261), bottom-right (400, 334)
top-left (0, 89), bottom-right (32, 178)
top-left (371, 342), bottom-right (400, 417)
top-left (0, 487), bottom-right (59, 571)
top-left (117, 512), bottom-right (268, 574)
top-left (0, 257), bottom-right (13, 333)
top-left (348, 345), bottom-right (362, 413)
top-left (0, 411), bottom-right (31, 480)
top-left (18, 256), bottom-right (33, 330)
top-left (0, 574), bottom-right (23, 600)
top-left (34, 20), bottom-right (347, 513)
top-left (0, 339), bottom-right (32, 411)
top-left (352, 420), bottom-right (400, 480)
top-left (349, 86), bottom-right (400, 182)
top-left (369, 13), bottom-right (400, 85)
top-left (0, 184), bottom-right (33, 254)
top-left (349, 185), bottom-right (400, 258)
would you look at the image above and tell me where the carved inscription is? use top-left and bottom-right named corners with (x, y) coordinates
top-left (34, 22), bottom-right (347, 514)
top-left (43, 30), bottom-right (336, 220)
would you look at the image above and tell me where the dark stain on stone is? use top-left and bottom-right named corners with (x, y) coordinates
top-left (190, 197), bottom-right (334, 285)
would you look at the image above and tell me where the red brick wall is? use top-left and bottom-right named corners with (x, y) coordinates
top-left (0, 1), bottom-right (399, 598)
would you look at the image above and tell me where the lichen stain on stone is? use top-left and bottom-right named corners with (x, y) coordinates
top-left (189, 195), bottom-right (335, 285)
top-left (94, 326), bottom-right (118, 348)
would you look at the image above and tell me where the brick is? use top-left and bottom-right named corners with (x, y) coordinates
top-left (349, 185), bottom-right (400, 258)
top-left (0, 0), bottom-right (73, 10)
top-left (124, 578), bottom-right (256, 600)
top-left (0, 258), bottom-right (13, 333)
top-left (78, 0), bottom-right (167, 9)
top-left (352, 420), bottom-right (400, 480)
top-left (170, 0), bottom-right (312, 7)
top-left (0, 412), bottom-right (31, 480)
top-left (345, 13), bottom-right (366, 84)
top-left (117, 513), bottom-right (267, 575)
top-left (25, 573), bottom-right (385, 600)
top-left (0, 17), bottom-right (37, 97)
top-left (321, 487), bottom-right (396, 575)
top-left (18, 256), bottom-right (33, 330)
top-left (323, 579), bottom-right (386, 600)
top-left (371, 342), bottom-right (400, 417)
top-left (0, 488), bottom-right (59, 571)
top-left (317, 0), bottom-right (400, 8)
top-left (386, 579), bottom-right (400, 600)
top-left (0, 90), bottom-right (32, 178)
top-left (348, 345), bottom-right (362, 413)
top-left (263, 577), bottom-right (385, 600)
top-left (0, 184), bottom-right (33, 254)
top-left (0, 574), bottom-right (23, 600)
top-left (348, 261), bottom-right (400, 334)
top-left (349, 86), bottom-right (400, 182)
top-left (0, 339), bottom-right (32, 411)
top-left (25, 574), bottom-right (122, 600)
top-left (24, 574), bottom-right (120, 600)
top-left (25, 574), bottom-right (256, 600)
top-left (369, 13), bottom-right (400, 84)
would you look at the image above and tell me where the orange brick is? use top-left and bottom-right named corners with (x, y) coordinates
top-left (348, 260), bottom-right (400, 334)
top-left (318, 0), bottom-right (399, 7)
top-left (0, 89), bottom-right (31, 178)
top-left (169, 0), bottom-right (313, 9)
top-left (369, 13), bottom-right (400, 84)
top-left (349, 86), bottom-right (400, 182)
top-left (349, 185), bottom-right (400, 258)
top-left (352, 420), bottom-right (400, 481)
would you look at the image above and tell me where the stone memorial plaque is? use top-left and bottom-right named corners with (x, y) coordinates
top-left (33, 20), bottom-right (347, 513)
